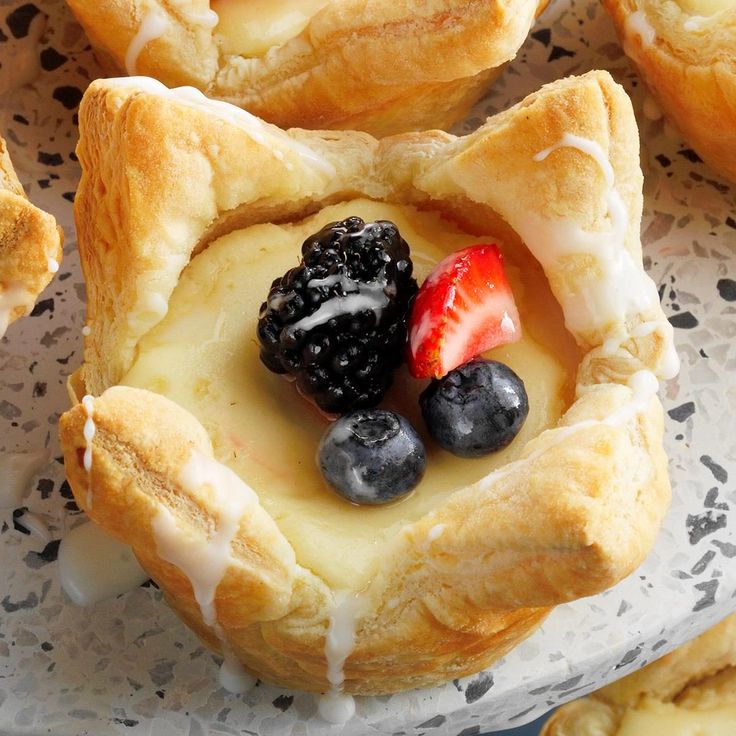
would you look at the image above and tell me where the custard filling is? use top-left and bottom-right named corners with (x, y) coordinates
top-left (122, 199), bottom-right (580, 590)
top-left (676, 0), bottom-right (733, 15)
top-left (211, 0), bottom-right (328, 57)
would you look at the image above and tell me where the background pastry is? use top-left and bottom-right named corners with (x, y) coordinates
top-left (0, 134), bottom-right (63, 338)
top-left (603, 0), bottom-right (736, 182)
top-left (64, 0), bottom-right (546, 137)
top-left (541, 613), bottom-right (736, 735)
top-left (59, 70), bottom-right (675, 703)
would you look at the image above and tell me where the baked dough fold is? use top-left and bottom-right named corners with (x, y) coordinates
top-left (541, 614), bottom-right (736, 735)
top-left (0, 135), bottom-right (64, 338)
top-left (603, 0), bottom-right (736, 182)
top-left (59, 70), bottom-right (674, 694)
top-left (65, 0), bottom-right (545, 136)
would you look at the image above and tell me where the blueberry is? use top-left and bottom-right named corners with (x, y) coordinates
top-left (420, 359), bottom-right (528, 458)
top-left (318, 410), bottom-right (426, 505)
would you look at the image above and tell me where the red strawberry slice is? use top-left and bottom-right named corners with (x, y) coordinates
top-left (407, 243), bottom-right (521, 379)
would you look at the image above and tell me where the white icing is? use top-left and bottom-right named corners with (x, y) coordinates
top-left (218, 647), bottom-right (256, 693)
top-left (102, 76), bottom-right (335, 176)
top-left (289, 281), bottom-right (389, 334)
top-left (58, 521), bottom-right (148, 606)
top-left (81, 395), bottom-right (96, 507)
top-left (478, 370), bottom-right (660, 492)
top-left (318, 591), bottom-right (363, 724)
top-left (427, 523), bottom-right (446, 542)
top-left (0, 286), bottom-right (35, 338)
top-left (82, 325), bottom-right (92, 336)
top-left (151, 450), bottom-right (257, 693)
top-left (14, 510), bottom-right (51, 544)
top-left (683, 15), bottom-right (707, 29)
top-left (0, 449), bottom-right (49, 509)
top-left (125, 8), bottom-right (171, 75)
top-left (529, 133), bottom-right (661, 335)
top-left (47, 257), bottom-right (59, 274)
top-left (626, 10), bottom-right (656, 46)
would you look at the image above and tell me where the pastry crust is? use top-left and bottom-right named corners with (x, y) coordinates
top-left (603, 0), bottom-right (736, 182)
top-left (541, 613), bottom-right (736, 735)
top-left (0, 135), bottom-right (64, 338)
top-left (59, 70), bottom-right (674, 694)
top-left (65, 0), bottom-right (545, 137)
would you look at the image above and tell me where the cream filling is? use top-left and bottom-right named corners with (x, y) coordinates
top-left (212, 0), bottom-right (328, 57)
top-left (122, 199), bottom-right (579, 591)
top-left (617, 697), bottom-right (736, 736)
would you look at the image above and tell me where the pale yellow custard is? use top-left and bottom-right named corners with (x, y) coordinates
top-left (211, 0), bottom-right (328, 57)
top-left (122, 199), bottom-right (580, 590)
top-left (616, 697), bottom-right (736, 736)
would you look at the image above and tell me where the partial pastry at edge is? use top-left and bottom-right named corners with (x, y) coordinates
top-left (65, 0), bottom-right (545, 136)
top-left (0, 135), bottom-right (64, 338)
top-left (541, 613), bottom-right (736, 735)
top-left (603, 0), bottom-right (736, 182)
top-left (59, 70), bottom-right (675, 696)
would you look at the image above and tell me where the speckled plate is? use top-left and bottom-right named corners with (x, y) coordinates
top-left (1, 0), bottom-right (735, 734)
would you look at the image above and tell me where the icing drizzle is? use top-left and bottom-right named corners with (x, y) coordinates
top-left (318, 591), bottom-right (363, 724)
top-left (81, 395), bottom-right (96, 507)
top-left (151, 449), bottom-right (258, 693)
top-left (125, 8), bottom-right (171, 75)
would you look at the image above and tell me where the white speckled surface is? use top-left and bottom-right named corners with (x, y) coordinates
top-left (1, 0), bottom-right (735, 734)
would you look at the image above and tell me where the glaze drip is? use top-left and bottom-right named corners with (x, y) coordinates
top-left (81, 395), bottom-right (96, 508)
top-left (125, 8), bottom-right (171, 75)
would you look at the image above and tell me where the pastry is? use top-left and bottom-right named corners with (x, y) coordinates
top-left (603, 0), bottom-right (736, 182)
top-left (58, 70), bottom-right (676, 707)
top-left (0, 135), bottom-right (64, 338)
top-left (541, 613), bottom-right (736, 735)
top-left (64, 0), bottom-right (546, 137)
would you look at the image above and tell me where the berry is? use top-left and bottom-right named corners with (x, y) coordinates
top-left (407, 243), bottom-right (521, 379)
top-left (420, 359), bottom-right (528, 457)
top-left (257, 217), bottom-right (417, 413)
top-left (318, 410), bottom-right (426, 505)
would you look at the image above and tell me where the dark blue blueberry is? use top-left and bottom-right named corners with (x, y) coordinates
top-left (420, 359), bottom-right (528, 458)
top-left (318, 410), bottom-right (426, 505)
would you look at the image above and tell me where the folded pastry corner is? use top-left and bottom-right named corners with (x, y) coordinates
top-left (60, 69), bottom-right (675, 697)
top-left (541, 613), bottom-right (736, 735)
top-left (603, 0), bottom-right (736, 182)
top-left (66, 0), bottom-right (547, 137)
top-left (0, 135), bottom-right (64, 338)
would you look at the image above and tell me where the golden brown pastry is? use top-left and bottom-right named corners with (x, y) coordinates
top-left (0, 135), bottom-right (64, 338)
top-left (59, 70), bottom-right (676, 700)
top-left (541, 613), bottom-right (736, 735)
top-left (603, 0), bottom-right (736, 182)
top-left (64, 0), bottom-right (546, 137)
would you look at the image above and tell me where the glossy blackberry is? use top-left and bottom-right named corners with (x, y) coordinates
top-left (257, 217), bottom-right (417, 413)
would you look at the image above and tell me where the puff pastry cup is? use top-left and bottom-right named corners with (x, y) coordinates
top-left (541, 613), bottom-right (736, 735)
top-left (65, 0), bottom-right (546, 137)
top-left (603, 0), bottom-right (736, 182)
top-left (59, 70), bottom-right (676, 695)
top-left (0, 135), bottom-right (63, 338)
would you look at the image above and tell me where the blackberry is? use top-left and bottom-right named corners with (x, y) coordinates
top-left (257, 216), bottom-right (417, 413)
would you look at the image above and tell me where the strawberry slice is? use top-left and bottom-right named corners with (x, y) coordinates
top-left (407, 243), bottom-right (521, 379)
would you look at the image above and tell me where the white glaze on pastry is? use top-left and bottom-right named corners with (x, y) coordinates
top-left (125, 8), bottom-right (170, 75)
top-left (151, 449), bottom-right (259, 693)
top-left (0, 449), bottom-right (49, 509)
top-left (81, 395), bottom-right (96, 508)
top-left (318, 591), bottom-right (364, 724)
top-left (529, 133), bottom-right (661, 337)
top-left (47, 257), bottom-right (60, 273)
top-left (626, 9), bottom-right (657, 46)
top-left (59, 521), bottom-right (148, 605)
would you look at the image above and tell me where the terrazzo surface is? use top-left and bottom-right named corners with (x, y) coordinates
top-left (0, 0), bottom-right (735, 734)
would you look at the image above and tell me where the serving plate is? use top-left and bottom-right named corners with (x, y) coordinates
top-left (0, 0), bottom-right (734, 733)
